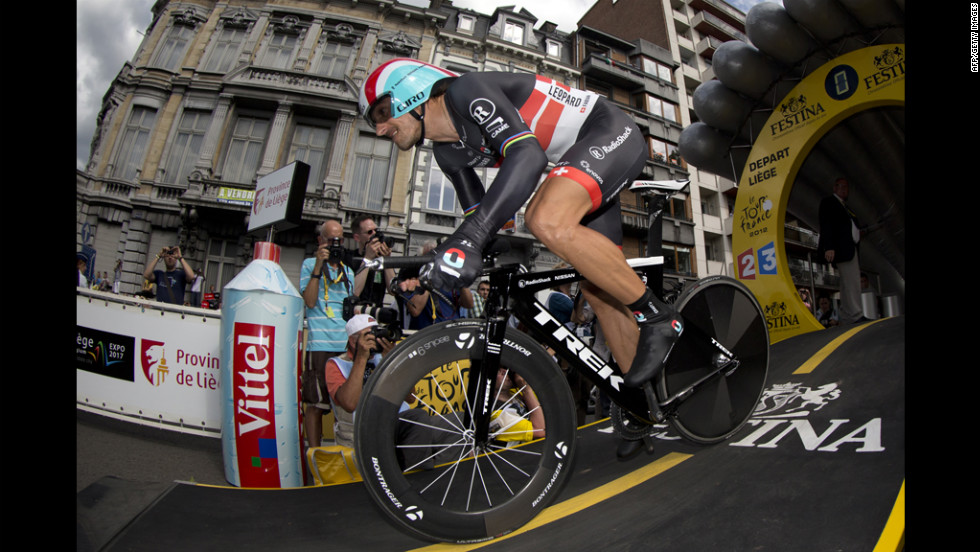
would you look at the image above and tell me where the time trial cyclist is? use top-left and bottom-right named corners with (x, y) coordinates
top-left (358, 59), bottom-right (684, 439)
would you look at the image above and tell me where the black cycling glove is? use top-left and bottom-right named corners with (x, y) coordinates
top-left (419, 235), bottom-right (483, 291)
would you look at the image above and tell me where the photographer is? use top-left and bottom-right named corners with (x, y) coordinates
top-left (143, 245), bottom-right (195, 305)
top-left (395, 241), bottom-right (473, 329)
top-left (324, 314), bottom-right (401, 448)
top-left (347, 214), bottom-right (395, 306)
top-left (300, 219), bottom-right (359, 448)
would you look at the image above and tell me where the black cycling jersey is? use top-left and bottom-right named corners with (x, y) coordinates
top-left (433, 71), bottom-right (647, 246)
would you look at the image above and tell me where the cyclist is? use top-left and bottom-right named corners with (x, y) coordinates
top-left (359, 59), bottom-right (683, 412)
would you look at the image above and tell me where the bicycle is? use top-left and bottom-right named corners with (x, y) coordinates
top-left (353, 180), bottom-right (770, 543)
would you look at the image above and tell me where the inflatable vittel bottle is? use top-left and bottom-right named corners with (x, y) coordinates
top-left (220, 242), bottom-right (304, 488)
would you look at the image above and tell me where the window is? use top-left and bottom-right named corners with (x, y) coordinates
top-left (153, 24), bottom-right (194, 71)
top-left (426, 167), bottom-right (457, 213)
top-left (663, 244), bottom-right (693, 275)
top-left (222, 115), bottom-right (269, 184)
top-left (113, 106), bottom-right (157, 181)
top-left (315, 41), bottom-right (352, 79)
top-left (546, 40), bottom-right (561, 58)
top-left (426, 165), bottom-right (499, 214)
top-left (163, 110), bottom-right (211, 185)
top-left (204, 25), bottom-right (246, 73)
top-left (643, 94), bottom-right (679, 123)
top-left (458, 15), bottom-right (475, 33)
top-left (639, 56), bottom-right (674, 85)
top-left (260, 32), bottom-right (297, 69)
top-left (503, 21), bottom-right (524, 45)
top-left (205, 239), bottom-right (241, 293)
top-left (287, 123), bottom-right (331, 193)
top-left (649, 136), bottom-right (667, 162)
top-left (348, 134), bottom-right (392, 211)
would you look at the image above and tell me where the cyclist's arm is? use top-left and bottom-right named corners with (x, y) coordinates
top-left (442, 76), bottom-right (548, 245)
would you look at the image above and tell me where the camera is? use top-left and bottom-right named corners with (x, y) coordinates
top-left (326, 236), bottom-right (345, 262)
top-left (370, 230), bottom-right (394, 249)
top-left (342, 296), bottom-right (403, 350)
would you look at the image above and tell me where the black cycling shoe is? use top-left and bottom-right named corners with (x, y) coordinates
top-left (623, 313), bottom-right (683, 388)
top-left (616, 436), bottom-right (656, 461)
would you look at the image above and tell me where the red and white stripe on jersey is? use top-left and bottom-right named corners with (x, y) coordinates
top-left (518, 76), bottom-right (599, 162)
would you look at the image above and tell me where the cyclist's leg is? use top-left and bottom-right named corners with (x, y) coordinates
top-left (525, 178), bottom-right (644, 307)
top-left (524, 112), bottom-right (680, 388)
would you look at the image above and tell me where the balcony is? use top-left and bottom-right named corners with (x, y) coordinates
top-left (689, 0), bottom-right (747, 30)
top-left (581, 53), bottom-right (646, 90)
top-left (695, 35), bottom-right (725, 60)
top-left (692, 11), bottom-right (747, 43)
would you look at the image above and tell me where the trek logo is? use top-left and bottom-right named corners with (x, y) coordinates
top-left (532, 302), bottom-right (624, 391)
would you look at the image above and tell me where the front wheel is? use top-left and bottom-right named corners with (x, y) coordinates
top-left (658, 276), bottom-right (769, 444)
top-left (355, 320), bottom-right (577, 543)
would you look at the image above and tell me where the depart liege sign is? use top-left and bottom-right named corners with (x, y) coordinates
top-left (732, 45), bottom-right (905, 343)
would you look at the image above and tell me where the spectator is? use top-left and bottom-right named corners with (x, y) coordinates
top-left (347, 214), bottom-right (396, 307)
top-left (112, 259), bottom-right (123, 294)
top-left (816, 296), bottom-right (839, 328)
top-left (143, 245), bottom-right (195, 305)
top-left (472, 280), bottom-right (490, 318)
top-left (818, 177), bottom-right (866, 324)
top-left (77, 258), bottom-right (89, 288)
top-left (190, 271), bottom-right (205, 308)
top-left (323, 314), bottom-right (397, 447)
top-left (300, 219), bottom-right (357, 448)
top-left (396, 241), bottom-right (473, 329)
top-left (461, 280), bottom-right (489, 318)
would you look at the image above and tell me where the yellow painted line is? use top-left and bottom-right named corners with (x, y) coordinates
top-left (792, 319), bottom-right (887, 374)
top-left (872, 480), bottom-right (905, 552)
top-left (408, 451), bottom-right (693, 551)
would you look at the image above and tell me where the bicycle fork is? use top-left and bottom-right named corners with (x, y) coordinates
top-left (464, 314), bottom-right (507, 446)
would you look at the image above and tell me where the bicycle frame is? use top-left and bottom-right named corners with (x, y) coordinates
top-left (465, 257), bottom-right (664, 435)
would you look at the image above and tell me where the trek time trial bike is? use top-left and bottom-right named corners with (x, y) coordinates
top-left (352, 180), bottom-right (770, 543)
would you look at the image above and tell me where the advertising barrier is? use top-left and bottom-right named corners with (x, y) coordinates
top-left (76, 289), bottom-right (223, 436)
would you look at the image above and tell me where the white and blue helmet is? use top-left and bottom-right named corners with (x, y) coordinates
top-left (359, 58), bottom-right (458, 127)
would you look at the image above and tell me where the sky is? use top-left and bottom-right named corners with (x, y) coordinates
top-left (76, 0), bottom-right (776, 170)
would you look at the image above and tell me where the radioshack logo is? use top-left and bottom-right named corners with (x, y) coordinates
top-left (141, 339), bottom-right (170, 386)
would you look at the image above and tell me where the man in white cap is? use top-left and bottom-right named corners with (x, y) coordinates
top-left (323, 314), bottom-right (398, 447)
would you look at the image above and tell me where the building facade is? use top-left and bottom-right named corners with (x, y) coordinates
top-left (77, 0), bottom-right (756, 304)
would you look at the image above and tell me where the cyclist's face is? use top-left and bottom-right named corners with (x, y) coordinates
top-left (369, 97), bottom-right (393, 128)
top-left (372, 97), bottom-right (421, 151)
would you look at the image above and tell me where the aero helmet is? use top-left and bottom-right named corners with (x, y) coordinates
top-left (359, 58), bottom-right (458, 127)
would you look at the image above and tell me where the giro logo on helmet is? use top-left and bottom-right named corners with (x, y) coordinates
top-left (359, 58), bottom-right (458, 127)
